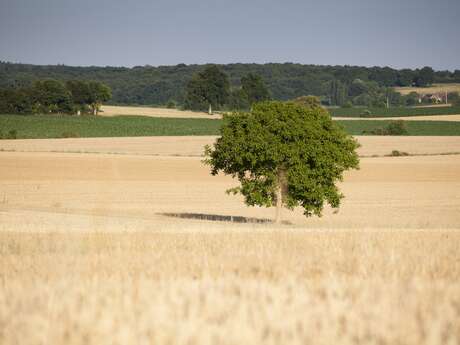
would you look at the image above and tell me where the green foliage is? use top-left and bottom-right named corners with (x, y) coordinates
top-left (204, 101), bottom-right (360, 218)
top-left (0, 80), bottom-right (111, 115)
top-left (241, 73), bottom-right (271, 105)
top-left (386, 120), bottom-right (408, 135)
top-left (396, 69), bottom-right (416, 86)
top-left (448, 92), bottom-right (460, 106)
top-left (33, 80), bottom-right (74, 114)
top-left (0, 129), bottom-right (18, 139)
top-left (414, 67), bottom-right (435, 87)
top-left (389, 150), bottom-right (409, 157)
top-left (2, 62), bottom-right (458, 107)
top-left (290, 95), bottom-right (322, 109)
top-left (362, 120), bottom-right (409, 135)
top-left (342, 101), bottom-right (353, 108)
top-left (328, 79), bottom-right (347, 106)
top-left (405, 92), bottom-right (420, 106)
top-left (0, 88), bottom-right (35, 114)
top-left (361, 109), bottom-right (372, 117)
top-left (60, 131), bottom-right (80, 138)
top-left (87, 81), bottom-right (112, 115)
top-left (184, 65), bottom-right (230, 114)
top-left (227, 88), bottom-right (250, 111)
top-left (166, 100), bottom-right (176, 109)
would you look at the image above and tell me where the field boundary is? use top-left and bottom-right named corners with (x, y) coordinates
top-left (2, 147), bottom-right (460, 159)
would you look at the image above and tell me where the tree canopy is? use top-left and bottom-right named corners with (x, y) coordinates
top-left (241, 73), bottom-right (271, 105)
top-left (1, 62), bottom-right (457, 107)
top-left (184, 65), bottom-right (230, 114)
top-left (204, 101), bottom-right (360, 222)
top-left (0, 79), bottom-right (111, 115)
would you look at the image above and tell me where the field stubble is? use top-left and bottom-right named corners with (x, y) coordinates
top-left (1, 231), bottom-right (460, 345)
top-left (1, 136), bottom-right (460, 344)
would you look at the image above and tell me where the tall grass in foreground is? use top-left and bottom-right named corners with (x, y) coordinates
top-left (1, 230), bottom-right (459, 345)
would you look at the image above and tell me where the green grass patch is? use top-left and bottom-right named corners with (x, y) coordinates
top-left (1, 114), bottom-right (460, 139)
top-left (330, 106), bottom-right (460, 118)
top-left (336, 120), bottom-right (460, 136)
top-left (0, 115), bottom-right (222, 139)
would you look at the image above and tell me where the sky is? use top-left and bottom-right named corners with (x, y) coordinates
top-left (0, 0), bottom-right (459, 71)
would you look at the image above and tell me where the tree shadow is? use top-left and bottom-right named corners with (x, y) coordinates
top-left (159, 212), bottom-right (287, 224)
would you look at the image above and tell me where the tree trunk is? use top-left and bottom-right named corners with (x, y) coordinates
top-left (274, 168), bottom-right (286, 224)
top-left (275, 182), bottom-right (282, 224)
top-left (208, 103), bottom-right (212, 115)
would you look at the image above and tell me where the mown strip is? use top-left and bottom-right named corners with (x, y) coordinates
top-left (1, 114), bottom-right (460, 139)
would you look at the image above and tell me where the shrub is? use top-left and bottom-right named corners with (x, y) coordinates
top-left (291, 95), bottom-right (322, 109)
top-left (342, 101), bottom-right (353, 108)
top-left (166, 100), bottom-right (176, 109)
top-left (61, 131), bottom-right (80, 138)
top-left (360, 109), bottom-right (372, 117)
top-left (389, 150), bottom-right (409, 157)
top-left (362, 120), bottom-right (408, 136)
top-left (386, 120), bottom-right (408, 135)
top-left (0, 130), bottom-right (19, 139)
top-left (7, 130), bottom-right (17, 139)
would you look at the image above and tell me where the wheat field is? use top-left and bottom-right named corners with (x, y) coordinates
top-left (1, 137), bottom-right (460, 344)
top-left (101, 105), bottom-right (218, 119)
top-left (395, 83), bottom-right (460, 96)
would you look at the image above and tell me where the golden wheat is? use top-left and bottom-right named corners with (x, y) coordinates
top-left (1, 137), bottom-right (460, 344)
top-left (1, 231), bottom-right (459, 345)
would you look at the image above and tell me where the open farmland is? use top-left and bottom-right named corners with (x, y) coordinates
top-left (1, 135), bottom-right (460, 157)
top-left (336, 114), bottom-right (460, 121)
top-left (395, 83), bottom-right (460, 95)
top-left (1, 136), bottom-right (460, 344)
top-left (330, 105), bottom-right (460, 117)
top-left (101, 105), bottom-right (215, 118)
top-left (2, 114), bottom-right (460, 139)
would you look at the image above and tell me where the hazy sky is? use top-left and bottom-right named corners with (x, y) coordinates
top-left (1, 0), bottom-right (459, 70)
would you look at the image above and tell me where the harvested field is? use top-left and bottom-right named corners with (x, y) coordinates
top-left (1, 230), bottom-right (460, 345)
top-left (101, 105), bottom-right (219, 119)
top-left (1, 137), bottom-right (460, 344)
top-left (395, 83), bottom-right (460, 95)
top-left (1, 149), bottom-right (459, 231)
top-left (1, 135), bottom-right (460, 157)
top-left (103, 105), bottom-right (460, 121)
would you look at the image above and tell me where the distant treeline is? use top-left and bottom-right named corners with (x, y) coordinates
top-left (1, 61), bottom-right (459, 107)
top-left (0, 79), bottom-right (111, 115)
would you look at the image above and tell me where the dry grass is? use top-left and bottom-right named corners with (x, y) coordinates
top-left (1, 230), bottom-right (460, 345)
top-left (1, 136), bottom-right (460, 157)
top-left (1, 137), bottom-right (460, 344)
top-left (100, 105), bottom-right (220, 119)
top-left (101, 105), bottom-right (460, 122)
top-left (395, 83), bottom-right (460, 96)
top-left (1, 151), bottom-right (459, 231)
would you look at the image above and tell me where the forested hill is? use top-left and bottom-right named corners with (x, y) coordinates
top-left (1, 61), bottom-right (459, 106)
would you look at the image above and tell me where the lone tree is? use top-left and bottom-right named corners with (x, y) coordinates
top-left (87, 81), bottom-right (112, 115)
top-left (204, 101), bottom-right (360, 223)
top-left (185, 65), bottom-right (230, 115)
